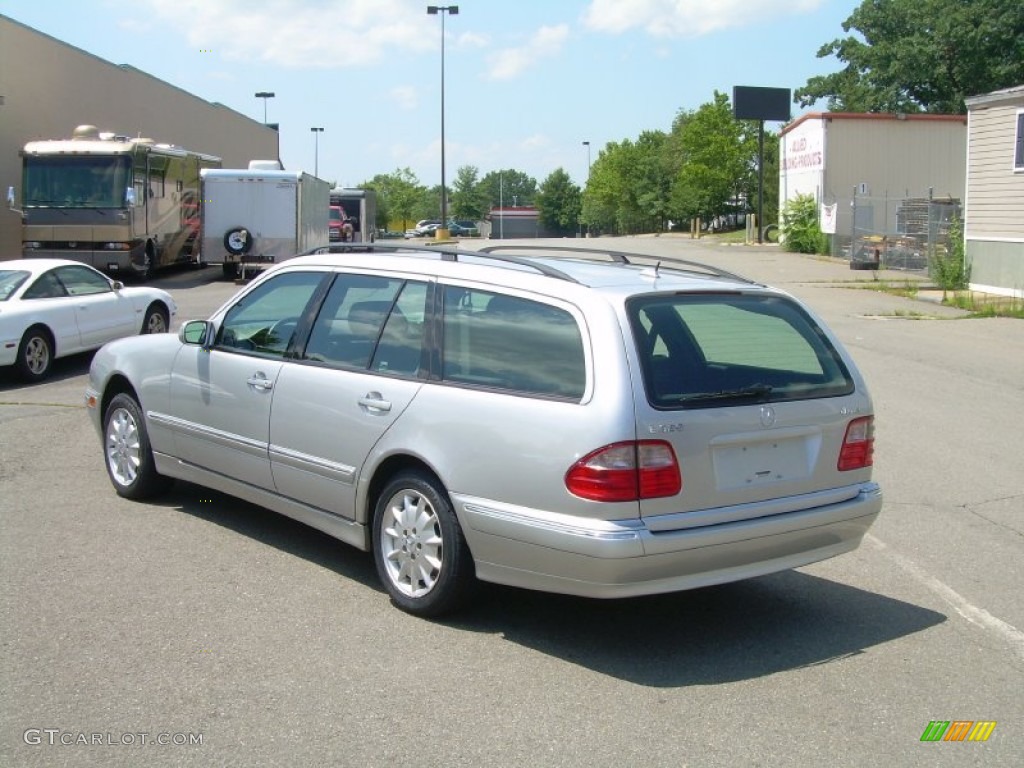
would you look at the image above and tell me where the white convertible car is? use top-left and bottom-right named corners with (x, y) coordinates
top-left (0, 259), bottom-right (176, 382)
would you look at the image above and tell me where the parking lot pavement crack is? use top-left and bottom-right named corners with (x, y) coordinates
top-left (961, 495), bottom-right (1024, 538)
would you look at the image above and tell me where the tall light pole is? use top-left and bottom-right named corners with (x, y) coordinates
top-left (427, 4), bottom-right (458, 240)
top-left (255, 91), bottom-right (275, 124)
top-left (582, 141), bottom-right (591, 236)
top-left (310, 127), bottom-right (324, 178)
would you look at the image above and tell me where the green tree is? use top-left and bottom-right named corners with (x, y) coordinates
top-left (582, 141), bottom-right (628, 235)
top-left (536, 168), bottom-right (582, 236)
top-left (478, 169), bottom-right (537, 209)
top-left (449, 165), bottom-right (488, 220)
top-left (668, 92), bottom-right (749, 225)
top-left (582, 134), bottom-right (671, 235)
top-left (736, 125), bottom-right (780, 229)
top-left (364, 168), bottom-right (423, 232)
top-left (795, 0), bottom-right (1024, 113)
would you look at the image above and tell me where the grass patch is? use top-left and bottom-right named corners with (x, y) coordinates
top-left (846, 280), bottom-right (921, 299)
top-left (944, 292), bottom-right (1024, 319)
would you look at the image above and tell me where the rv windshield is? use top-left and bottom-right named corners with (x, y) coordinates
top-left (23, 155), bottom-right (132, 209)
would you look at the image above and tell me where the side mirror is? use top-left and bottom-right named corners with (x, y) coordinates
top-left (111, 280), bottom-right (124, 291)
top-left (180, 320), bottom-right (211, 347)
top-left (7, 186), bottom-right (15, 209)
top-left (125, 187), bottom-right (137, 207)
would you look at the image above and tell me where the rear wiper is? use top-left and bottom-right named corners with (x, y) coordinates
top-left (674, 383), bottom-right (774, 403)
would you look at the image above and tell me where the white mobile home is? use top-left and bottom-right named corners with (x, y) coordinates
top-left (964, 85), bottom-right (1024, 298)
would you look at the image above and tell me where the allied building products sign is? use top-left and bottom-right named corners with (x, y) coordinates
top-left (783, 124), bottom-right (824, 173)
top-left (733, 86), bottom-right (791, 122)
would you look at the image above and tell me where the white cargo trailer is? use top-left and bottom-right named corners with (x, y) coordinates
top-left (200, 168), bottom-right (329, 278)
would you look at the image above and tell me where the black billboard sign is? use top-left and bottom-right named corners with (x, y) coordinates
top-left (733, 86), bottom-right (791, 122)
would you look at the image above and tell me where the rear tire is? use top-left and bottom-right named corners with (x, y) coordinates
top-left (142, 303), bottom-right (169, 334)
top-left (103, 393), bottom-right (172, 500)
top-left (16, 326), bottom-right (54, 382)
top-left (372, 470), bottom-right (476, 617)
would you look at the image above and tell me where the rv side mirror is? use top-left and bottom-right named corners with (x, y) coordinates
top-left (125, 187), bottom-right (137, 207)
top-left (6, 186), bottom-right (14, 209)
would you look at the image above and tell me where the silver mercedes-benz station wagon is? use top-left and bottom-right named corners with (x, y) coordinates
top-left (86, 244), bottom-right (881, 616)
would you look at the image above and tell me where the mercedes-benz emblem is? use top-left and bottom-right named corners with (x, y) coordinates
top-left (760, 405), bottom-right (776, 427)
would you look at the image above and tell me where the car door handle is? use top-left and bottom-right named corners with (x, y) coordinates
top-left (358, 392), bottom-right (392, 412)
top-left (247, 373), bottom-right (274, 391)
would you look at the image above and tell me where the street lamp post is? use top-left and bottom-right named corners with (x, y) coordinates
top-left (427, 5), bottom-right (458, 240)
top-left (255, 91), bottom-right (275, 124)
top-left (582, 140), bottom-right (591, 236)
top-left (310, 127), bottom-right (324, 178)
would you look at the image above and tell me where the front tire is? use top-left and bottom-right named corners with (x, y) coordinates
top-left (372, 470), bottom-right (476, 617)
top-left (16, 326), bottom-right (54, 382)
top-left (103, 393), bottom-right (172, 500)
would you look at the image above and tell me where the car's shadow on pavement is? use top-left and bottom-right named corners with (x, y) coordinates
top-left (167, 481), bottom-right (944, 689)
top-left (452, 574), bottom-right (944, 687)
top-left (0, 352), bottom-right (94, 391)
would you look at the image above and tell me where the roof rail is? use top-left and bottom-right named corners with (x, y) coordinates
top-left (478, 244), bottom-right (756, 284)
top-left (300, 242), bottom-right (580, 283)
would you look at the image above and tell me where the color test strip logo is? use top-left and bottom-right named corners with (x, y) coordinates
top-left (920, 721), bottom-right (997, 742)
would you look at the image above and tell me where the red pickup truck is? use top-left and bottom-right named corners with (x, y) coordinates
top-left (329, 205), bottom-right (347, 242)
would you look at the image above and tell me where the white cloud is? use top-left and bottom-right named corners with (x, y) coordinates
top-left (390, 85), bottom-right (419, 110)
top-left (456, 31), bottom-right (489, 49)
top-left (485, 24), bottom-right (570, 81)
top-left (582, 0), bottom-right (823, 38)
top-left (140, 0), bottom-right (435, 68)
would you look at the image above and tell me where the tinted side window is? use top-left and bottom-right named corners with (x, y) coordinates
top-left (441, 287), bottom-right (585, 399)
top-left (55, 265), bottom-right (112, 296)
top-left (217, 271), bottom-right (324, 358)
top-left (303, 274), bottom-right (410, 370)
top-left (628, 294), bottom-right (854, 408)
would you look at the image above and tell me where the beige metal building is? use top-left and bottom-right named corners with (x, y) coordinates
top-left (0, 14), bottom-right (279, 260)
top-left (779, 112), bottom-right (967, 262)
top-left (964, 85), bottom-right (1024, 298)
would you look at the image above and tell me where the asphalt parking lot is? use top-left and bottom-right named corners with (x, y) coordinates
top-left (1, 239), bottom-right (1021, 767)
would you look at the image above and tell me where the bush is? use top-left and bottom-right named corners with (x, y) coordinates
top-left (780, 194), bottom-right (827, 254)
top-left (929, 217), bottom-right (971, 294)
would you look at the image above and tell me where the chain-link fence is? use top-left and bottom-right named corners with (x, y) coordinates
top-left (827, 191), bottom-right (961, 272)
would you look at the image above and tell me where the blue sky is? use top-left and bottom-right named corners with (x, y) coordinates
top-left (2, 0), bottom-right (861, 187)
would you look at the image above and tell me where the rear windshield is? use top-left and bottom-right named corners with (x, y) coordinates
top-left (0, 270), bottom-right (31, 301)
top-left (627, 293), bottom-right (854, 409)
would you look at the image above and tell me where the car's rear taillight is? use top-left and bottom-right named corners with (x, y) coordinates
top-left (838, 416), bottom-right (874, 471)
top-left (565, 440), bottom-right (681, 502)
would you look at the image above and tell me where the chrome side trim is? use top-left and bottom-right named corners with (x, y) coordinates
top-left (269, 444), bottom-right (356, 483)
top-left (149, 411), bottom-right (267, 458)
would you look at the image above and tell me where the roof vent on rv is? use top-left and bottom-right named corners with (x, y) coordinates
top-left (72, 125), bottom-right (102, 141)
top-left (248, 159), bottom-right (284, 171)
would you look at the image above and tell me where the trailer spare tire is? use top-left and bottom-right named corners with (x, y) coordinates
top-left (223, 227), bottom-right (252, 255)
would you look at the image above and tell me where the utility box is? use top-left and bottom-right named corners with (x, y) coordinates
top-left (201, 168), bottom-right (329, 278)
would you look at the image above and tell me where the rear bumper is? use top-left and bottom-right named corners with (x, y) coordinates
top-left (455, 483), bottom-right (882, 598)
